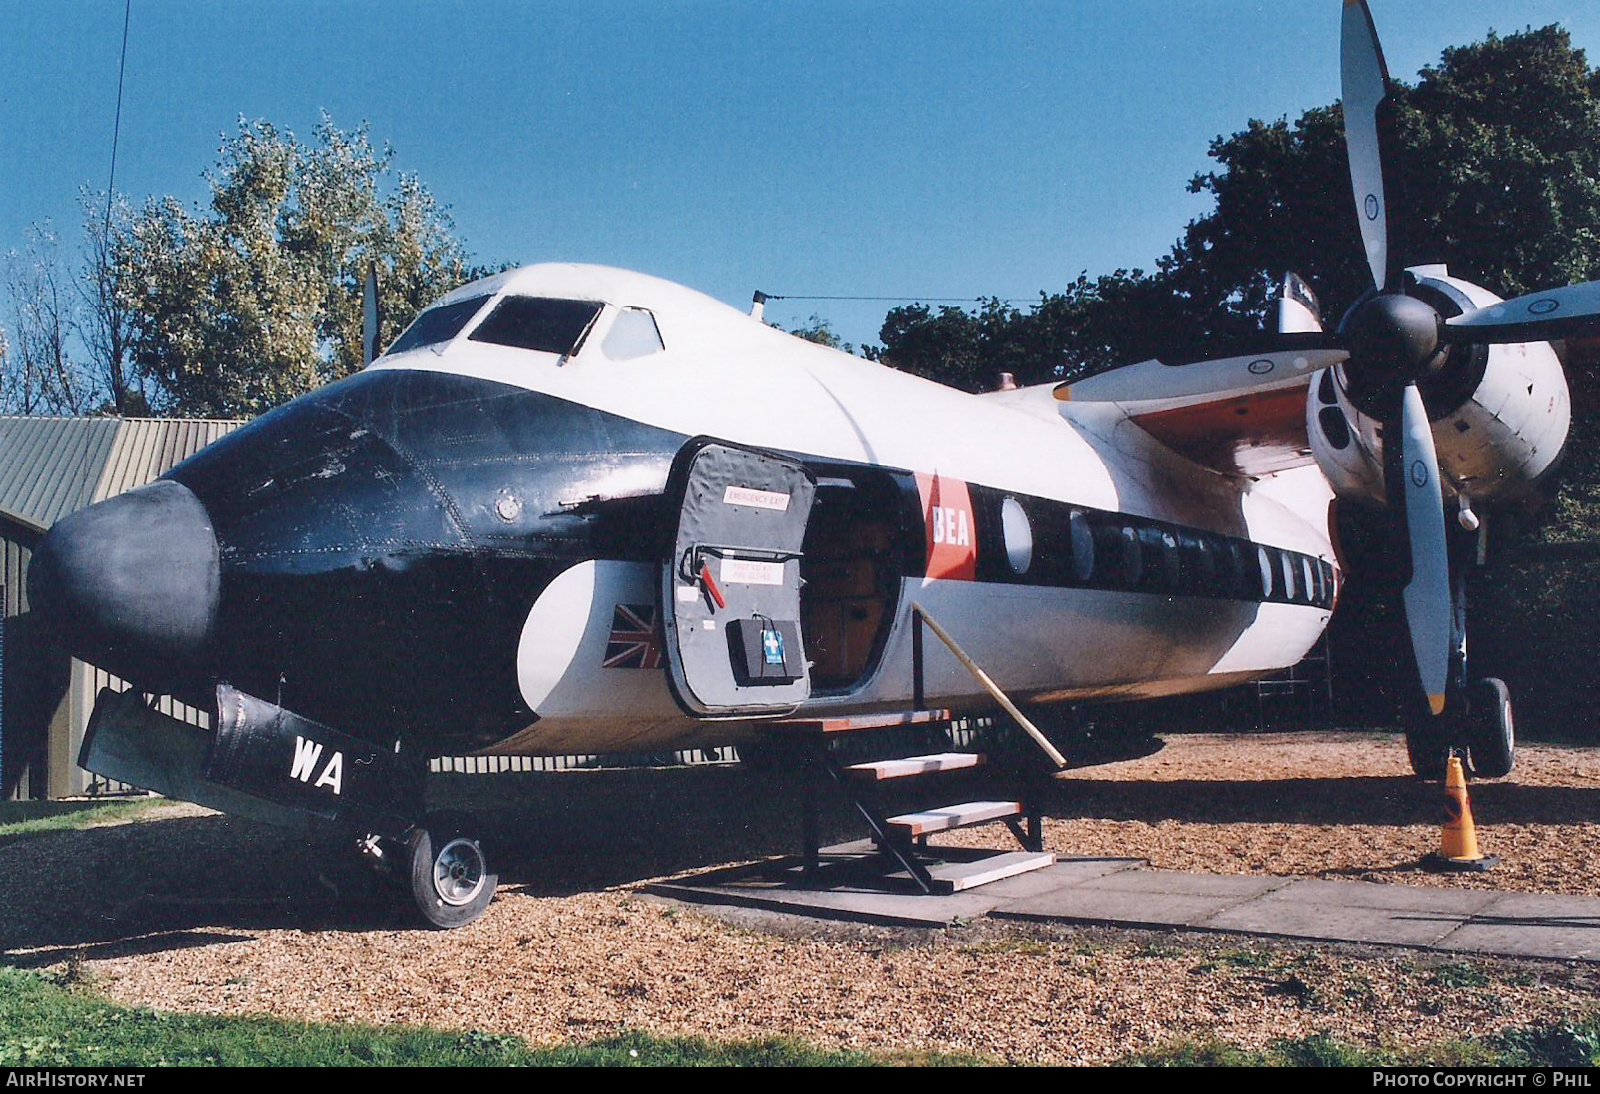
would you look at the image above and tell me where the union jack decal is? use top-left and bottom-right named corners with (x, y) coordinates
top-left (603, 604), bottom-right (664, 669)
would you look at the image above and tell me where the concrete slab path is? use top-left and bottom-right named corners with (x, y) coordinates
top-left (646, 855), bottom-right (1600, 962)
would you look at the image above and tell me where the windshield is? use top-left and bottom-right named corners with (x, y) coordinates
top-left (468, 297), bottom-right (603, 356)
top-left (386, 295), bottom-right (491, 355)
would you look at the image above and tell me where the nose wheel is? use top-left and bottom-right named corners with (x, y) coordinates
top-left (403, 813), bottom-right (497, 928)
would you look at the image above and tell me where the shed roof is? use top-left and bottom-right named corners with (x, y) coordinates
top-left (0, 417), bottom-right (122, 533)
top-left (92, 418), bottom-right (244, 503)
top-left (0, 416), bottom-right (244, 534)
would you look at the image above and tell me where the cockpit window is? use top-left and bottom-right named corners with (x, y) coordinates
top-left (386, 295), bottom-right (491, 355)
top-left (469, 296), bottom-right (603, 356)
top-left (601, 307), bottom-right (665, 361)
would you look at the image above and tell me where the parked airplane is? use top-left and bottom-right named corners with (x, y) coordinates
top-left (28, 1), bottom-right (1593, 925)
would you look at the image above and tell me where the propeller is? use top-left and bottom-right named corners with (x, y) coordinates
top-left (1341, 0), bottom-right (1397, 292)
top-left (1336, 0), bottom-right (1455, 716)
top-left (1063, 2), bottom-right (1600, 721)
top-left (362, 264), bottom-right (382, 367)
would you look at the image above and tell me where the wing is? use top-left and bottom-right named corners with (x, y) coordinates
top-left (1054, 340), bottom-right (1348, 477)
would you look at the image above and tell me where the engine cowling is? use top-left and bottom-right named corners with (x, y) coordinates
top-left (1308, 269), bottom-right (1571, 511)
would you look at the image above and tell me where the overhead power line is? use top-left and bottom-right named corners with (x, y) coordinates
top-left (761, 294), bottom-right (1037, 305)
top-left (103, 0), bottom-right (132, 240)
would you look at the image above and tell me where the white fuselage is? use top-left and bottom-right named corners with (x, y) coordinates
top-left (370, 264), bottom-right (1338, 755)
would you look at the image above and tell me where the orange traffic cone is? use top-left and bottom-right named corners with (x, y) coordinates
top-left (1425, 753), bottom-right (1499, 872)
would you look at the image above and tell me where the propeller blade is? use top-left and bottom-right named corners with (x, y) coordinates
top-left (1054, 338), bottom-right (1347, 405)
top-left (1394, 383), bottom-right (1451, 715)
top-left (362, 264), bottom-right (381, 367)
top-left (1341, 0), bottom-right (1395, 291)
top-left (1443, 278), bottom-right (1600, 344)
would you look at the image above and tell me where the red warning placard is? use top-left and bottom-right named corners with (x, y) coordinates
top-left (914, 471), bottom-right (976, 581)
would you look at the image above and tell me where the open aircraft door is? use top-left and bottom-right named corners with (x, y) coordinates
top-left (662, 440), bottom-right (816, 717)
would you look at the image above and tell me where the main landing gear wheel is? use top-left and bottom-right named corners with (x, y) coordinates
top-left (405, 813), bottom-right (497, 929)
top-left (1466, 676), bottom-right (1515, 779)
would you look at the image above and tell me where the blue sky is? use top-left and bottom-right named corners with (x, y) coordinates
top-left (5, 1), bottom-right (1600, 351)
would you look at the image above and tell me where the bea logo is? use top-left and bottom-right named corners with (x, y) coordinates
top-left (932, 505), bottom-right (970, 547)
top-left (915, 471), bottom-right (976, 581)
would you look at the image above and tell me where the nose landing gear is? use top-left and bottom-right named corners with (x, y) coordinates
top-left (403, 813), bottom-right (497, 928)
top-left (363, 812), bottom-right (498, 928)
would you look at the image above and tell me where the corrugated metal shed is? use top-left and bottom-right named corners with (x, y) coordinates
top-left (0, 416), bottom-right (245, 799)
top-left (0, 418), bottom-right (122, 534)
top-left (68, 418), bottom-right (248, 796)
top-left (92, 418), bottom-right (243, 503)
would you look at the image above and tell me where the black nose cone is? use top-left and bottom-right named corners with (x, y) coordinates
top-left (30, 479), bottom-right (221, 685)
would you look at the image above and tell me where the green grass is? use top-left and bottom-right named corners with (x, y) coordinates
top-left (0, 967), bottom-right (984, 1067)
top-left (0, 798), bottom-right (166, 844)
top-left (1428, 962), bottom-right (1492, 990)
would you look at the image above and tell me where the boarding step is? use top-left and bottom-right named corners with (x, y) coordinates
top-left (887, 850), bottom-right (1057, 893)
top-left (846, 752), bottom-right (985, 781)
top-left (885, 800), bottom-right (1021, 838)
top-left (765, 709), bottom-right (951, 735)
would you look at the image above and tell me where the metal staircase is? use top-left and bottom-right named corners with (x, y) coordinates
top-left (759, 708), bottom-right (1055, 894)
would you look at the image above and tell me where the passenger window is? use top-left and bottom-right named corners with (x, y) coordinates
top-left (1000, 497), bottom-right (1033, 575)
top-left (1229, 541), bottom-right (1258, 599)
top-left (1068, 510), bottom-right (1095, 582)
top-left (469, 297), bottom-right (603, 355)
top-left (602, 307), bottom-right (666, 361)
top-left (1120, 526), bottom-right (1143, 587)
top-left (1258, 547), bottom-right (1276, 600)
top-left (1138, 527), bottom-right (1180, 593)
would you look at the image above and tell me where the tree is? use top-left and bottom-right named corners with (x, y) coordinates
top-left (76, 189), bottom-right (144, 415)
top-left (785, 314), bottom-right (855, 354)
top-left (115, 114), bottom-right (472, 418)
top-left (875, 25), bottom-right (1600, 394)
top-left (1175, 26), bottom-right (1600, 337)
top-left (2, 225), bottom-right (86, 415)
top-left (876, 272), bottom-right (1203, 392)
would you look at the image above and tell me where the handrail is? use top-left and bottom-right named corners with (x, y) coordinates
top-left (911, 604), bottom-right (1069, 770)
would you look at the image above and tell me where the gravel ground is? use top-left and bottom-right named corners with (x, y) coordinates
top-left (940, 731), bottom-right (1600, 894)
top-left (5, 730), bottom-right (1600, 1064)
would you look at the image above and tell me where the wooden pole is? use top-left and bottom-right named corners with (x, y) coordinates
top-left (911, 603), bottom-right (1068, 770)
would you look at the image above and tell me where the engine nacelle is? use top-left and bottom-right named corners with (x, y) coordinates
top-left (1308, 269), bottom-right (1571, 511)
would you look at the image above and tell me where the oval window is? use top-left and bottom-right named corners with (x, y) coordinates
top-left (1069, 509), bottom-right (1094, 582)
top-left (1281, 551), bottom-right (1297, 601)
top-left (1258, 546), bottom-right (1276, 599)
top-left (1001, 497), bottom-right (1033, 575)
top-left (1121, 526), bottom-right (1143, 587)
top-left (1160, 531), bottom-right (1182, 591)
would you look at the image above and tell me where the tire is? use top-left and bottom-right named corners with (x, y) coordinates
top-left (1405, 723), bottom-right (1451, 782)
top-left (406, 813), bottom-right (497, 929)
top-left (1467, 677), bottom-right (1515, 779)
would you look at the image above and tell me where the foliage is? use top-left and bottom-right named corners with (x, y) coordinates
top-left (2, 225), bottom-right (86, 414)
top-left (785, 314), bottom-right (855, 354)
top-left (113, 114), bottom-right (471, 417)
top-left (877, 25), bottom-right (1600, 394)
top-left (0, 967), bottom-right (984, 1067)
top-left (77, 188), bottom-right (144, 414)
